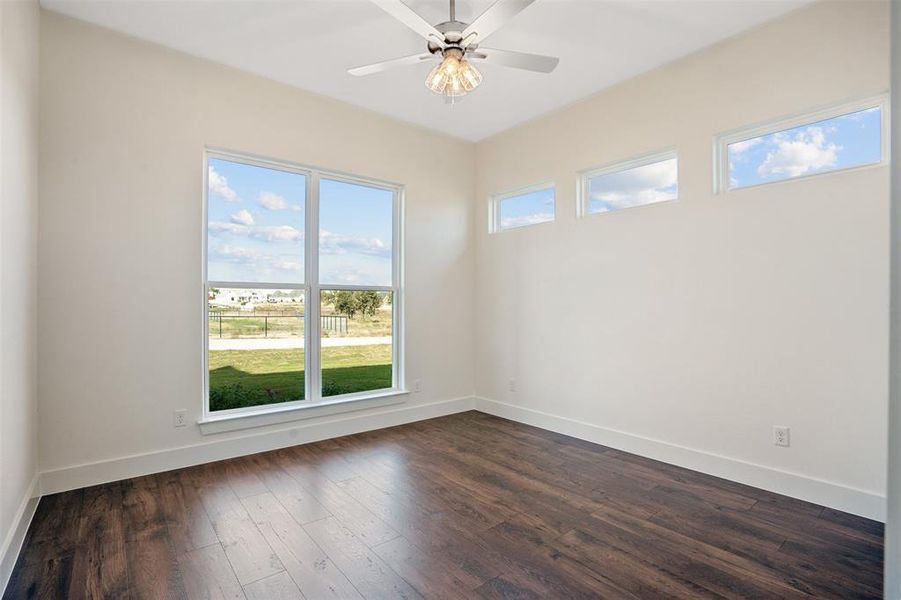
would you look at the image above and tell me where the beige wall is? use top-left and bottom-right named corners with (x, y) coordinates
top-left (474, 1), bottom-right (890, 518)
top-left (35, 1), bottom-right (891, 521)
top-left (0, 0), bottom-right (40, 587)
top-left (37, 12), bottom-right (474, 474)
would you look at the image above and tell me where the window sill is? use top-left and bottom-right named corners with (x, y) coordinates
top-left (197, 390), bottom-right (409, 435)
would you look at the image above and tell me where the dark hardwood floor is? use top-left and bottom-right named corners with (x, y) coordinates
top-left (4, 411), bottom-right (883, 599)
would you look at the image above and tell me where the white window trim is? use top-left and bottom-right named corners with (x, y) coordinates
top-left (714, 93), bottom-right (891, 194)
top-left (489, 181), bottom-right (556, 233)
top-left (201, 147), bottom-right (405, 432)
top-left (197, 391), bottom-right (408, 435)
top-left (577, 148), bottom-right (679, 218)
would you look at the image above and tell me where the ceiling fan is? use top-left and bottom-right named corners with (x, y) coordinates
top-left (349, 0), bottom-right (558, 100)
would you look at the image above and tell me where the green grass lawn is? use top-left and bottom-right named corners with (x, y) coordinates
top-left (208, 345), bottom-right (392, 411)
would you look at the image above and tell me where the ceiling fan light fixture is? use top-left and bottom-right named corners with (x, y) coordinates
top-left (460, 60), bottom-right (482, 89)
top-left (425, 48), bottom-right (482, 98)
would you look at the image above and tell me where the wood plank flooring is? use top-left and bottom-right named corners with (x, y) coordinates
top-left (4, 411), bottom-right (884, 599)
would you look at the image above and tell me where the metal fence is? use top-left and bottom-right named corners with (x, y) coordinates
top-left (208, 313), bottom-right (348, 338)
top-left (320, 315), bottom-right (348, 334)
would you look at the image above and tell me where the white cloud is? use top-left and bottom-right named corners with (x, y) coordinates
top-left (252, 225), bottom-right (303, 243)
top-left (319, 262), bottom-right (392, 286)
top-left (321, 265), bottom-right (366, 284)
top-left (209, 244), bottom-right (302, 276)
top-left (729, 137), bottom-right (763, 157)
top-left (757, 126), bottom-right (840, 178)
top-left (591, 189), bottom-right (677, 213)
top-left (209, 244), bottom-right (260, 263)
top-left (588, 158), bottom-right (678, 212)
top-left (208, 221), bottom-right (302, 243)
top-left (209, 221), bottom-right (249, 235)
top-left (257, 191), bottom-right (290, 211)
top-left (209, 166), bottom-right (239, 202)
top-left (230, 209), bottom-right (254, 226)
top-left (500, 213), bottom-right (554, 229)
top-left (273, 260), bottom-right (303, 272)
top-left (210, 222), bottom-right (388, 261)
top-left (320, 229), bottom-right (390, 257)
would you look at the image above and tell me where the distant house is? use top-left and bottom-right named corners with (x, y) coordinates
top-left (267, 290), bottom-right (304, 304)
top-left (209, 288), bottom-right (303, 308)
top-left (209, 288), bottom-right (264, 307)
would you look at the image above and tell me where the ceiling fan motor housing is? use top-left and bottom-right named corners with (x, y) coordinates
top-left (427, 20), bottom-right (474, 55)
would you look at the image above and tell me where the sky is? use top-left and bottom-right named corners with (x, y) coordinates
top-left (588, 157), bottom-right (678, 214)
top-left (728, 106), bottom-right (882, 189)
top-left (207, 158), bottom-right (393, 286)
top-left (499, 187), bottom-right (555, 230)
top-left (319, 178), bottom-right (393, 286)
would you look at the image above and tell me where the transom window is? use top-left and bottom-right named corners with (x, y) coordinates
top-left (490, 183), bottom-right (555, 233)
top-left (204, 151), bottom-right (402, 418)
top-left (716, 96), bottom-right (888, 192)
top-left (579, 150), bottom-right (679, 217)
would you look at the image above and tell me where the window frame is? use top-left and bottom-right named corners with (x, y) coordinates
top-left (201, 148), bottom-right (405, 427)
top-left (714, 94), bottom-right (890, 194)
top-left (577, 148), bottom-right (679, 218)
top-left (489, 181), bottom-right (556, 233)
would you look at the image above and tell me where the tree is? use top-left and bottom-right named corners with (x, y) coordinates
top-left (333, 290), bottom-right (358, 318)
top-left (357, 290), bottom-right (383, 317)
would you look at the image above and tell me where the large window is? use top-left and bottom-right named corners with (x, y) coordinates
top-left (490, 183), bottom-right (555, 232)
top-left (204, 151), bottom-right (402, 418)
top-left (579, 150), bottom-right (678, 216)
top-left (716, 96), bottom-right (888, 192)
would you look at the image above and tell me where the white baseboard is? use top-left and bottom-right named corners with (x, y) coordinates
top-left (40, 396), bottom-right (475, 496)
top-left (0, 474), bottom-right (40, 596)
top-left (26, 392), bottom-right (884, 560)
top-left (475, 396), bottom-right (886, 522)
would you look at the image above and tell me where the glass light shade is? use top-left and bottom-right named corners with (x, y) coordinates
top-left (425, 49), bottom-right (482, 98)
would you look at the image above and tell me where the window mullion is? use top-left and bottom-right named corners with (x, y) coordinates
top-left (307, 171), bottom-right (321, 403)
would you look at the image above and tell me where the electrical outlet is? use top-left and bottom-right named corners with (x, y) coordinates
top-left (773, 426), bottom-right (790, 447)
top-left (174, 409), bottom-right (187, 428)
top-left (412, 379), bottom-right (422, 393)
top-left (508, 378), bottom-right (516, 392)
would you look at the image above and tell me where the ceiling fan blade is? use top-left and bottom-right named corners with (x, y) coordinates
top-left (468, 47), bottom-right (559, 73)
top-left (461, 0), bottom-right (537, 45)
top-left (370, 0), bottom-right (445, 45)
top-left (348, 53), bottom-right (436, 76)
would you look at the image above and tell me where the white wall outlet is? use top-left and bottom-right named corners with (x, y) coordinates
top-left (412, 379), bottom-right (422, 393)
top-left (773, 426), bottom-right (790, 447)
top-left (508, 378), bottom-right (516, 392)
top-left (174, 409), bottom-right (187, 428)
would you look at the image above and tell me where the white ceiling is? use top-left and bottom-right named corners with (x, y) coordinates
top-left (41, 0), bottom-right (813, 141)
